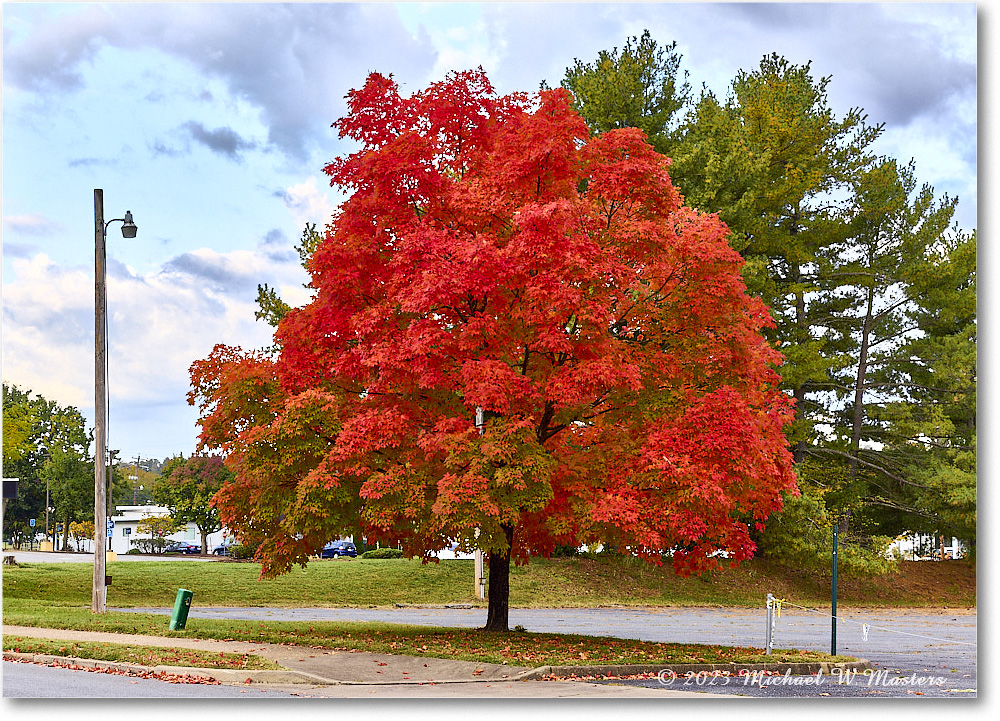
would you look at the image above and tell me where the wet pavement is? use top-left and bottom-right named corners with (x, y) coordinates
top-left (110, 604), bottom-right (976, 697)
top-left (3, 551), bottom-right (976, 697)
top-left (3, 625), bottom-right (707, 697)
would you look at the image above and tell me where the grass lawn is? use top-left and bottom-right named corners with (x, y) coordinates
top-left (3, 636), bottom-right (281, 670)
top-left (1, 555), bottom-right (977, 609)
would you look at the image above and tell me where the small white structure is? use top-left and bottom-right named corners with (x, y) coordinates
top-left (888, 532), bottom-right (966, 560)
top-left (73, 505), bottom-right (229, 554)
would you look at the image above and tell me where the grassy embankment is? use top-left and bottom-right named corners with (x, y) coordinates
top-left (2, 555), bottom-right (974, 668)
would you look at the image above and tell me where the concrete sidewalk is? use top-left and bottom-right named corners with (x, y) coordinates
top-left (3, 623), bottom-right (868, 696)
top-left (4, 624), bottom-right (724, 697)
top-left (3, 624), bottom-right (527, 685)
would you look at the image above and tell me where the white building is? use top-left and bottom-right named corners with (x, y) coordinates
top-left (888, 532), bottom-right (966, 560)
top-left (74, 505), bottom-right (229, 554)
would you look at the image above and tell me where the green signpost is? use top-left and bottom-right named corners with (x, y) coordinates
top-left (832, 525), bottom-right (838, 656)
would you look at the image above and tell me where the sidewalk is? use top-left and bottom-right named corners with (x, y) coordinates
top-left (2, 624), bottom-right (706, 697)
top-left (3, 624), bottom-right (523, 685)
top-left (2, 623), bottom-right (869, 696)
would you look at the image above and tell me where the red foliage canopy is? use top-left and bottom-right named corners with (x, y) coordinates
top-left (189, 69), bottom-right (796, 579)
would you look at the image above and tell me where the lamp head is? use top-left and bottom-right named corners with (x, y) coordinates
top-left (121, 211), bottom-right (138, 239)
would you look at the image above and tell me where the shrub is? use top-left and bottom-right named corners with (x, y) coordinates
top-left (228, 543), bottom-right (258, 560)
top-left (552, 544), bottom-right (580, 557)
top-left (126, 548), bottom-right (142, 555)
top-left (360, 547), bottom-right (403, 559)
top-left (130, 538), bottom-right (171, 554)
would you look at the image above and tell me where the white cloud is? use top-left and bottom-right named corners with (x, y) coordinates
top-left (1, 246), bottom-right (304, 456)
top-left (3, 2), bottom-right (439, 161)
top-left (281, 177), bottom-right (339, 231)
top-left (2, 213), bottom-right (64, 236)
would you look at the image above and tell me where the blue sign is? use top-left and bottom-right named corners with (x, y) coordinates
top-left (107, 519), bottom-right (114, 529)
top-left (107, 528), bottom-right (113, 537)
top-left (29, 518), bottom-right (35, 527)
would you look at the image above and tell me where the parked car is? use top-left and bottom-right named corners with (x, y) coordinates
top-left (164, 540), bottom-right (201, 555)
top-left (212, 541), bottom-right (234, 556)
top-left (321, 540), bottom-right (357, 558)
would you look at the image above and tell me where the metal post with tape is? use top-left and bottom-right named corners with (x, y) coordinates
top-left (765, 593), bottom-right (774, 655)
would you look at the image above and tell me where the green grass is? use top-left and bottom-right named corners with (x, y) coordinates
top-left (1, 555), bottom-right (976, 609)
top-left (2, 636), bottom-right (281, 670)
top-left (4, 558), bottom-right (476, 608)
top-left (0, 605), bottom-right (843, 666)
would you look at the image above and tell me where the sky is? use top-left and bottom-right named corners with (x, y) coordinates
top-left (1, 1), bottom-right (982, 464)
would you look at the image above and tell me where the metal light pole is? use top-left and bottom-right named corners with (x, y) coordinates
top-left (831, 524), bottom-right (839, 656)
top-left (93, 189), bottom-right (137, 613)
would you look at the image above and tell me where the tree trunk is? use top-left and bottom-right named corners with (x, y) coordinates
top-left (790, 253), bottom-right (809, 465)
top-left (793, 385), bottom-right (808, 464)
top-left (61, 513), bottom-right (71, 551)
top-left (482, 523), bottom-right (514, 632)
top-left (849, 286), bottom-right (875, 485)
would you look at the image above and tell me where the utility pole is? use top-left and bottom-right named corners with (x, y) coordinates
top-left (92, 189), bottom-right (137, 613)
top-left (94, 189), bottom-right (108, 613)
top-left (132, 455), bottom-right (141, 504)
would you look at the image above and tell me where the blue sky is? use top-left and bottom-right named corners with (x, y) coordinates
top-left (2, 1), bottom-right (981, 462)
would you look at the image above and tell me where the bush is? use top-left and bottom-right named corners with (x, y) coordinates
top-left (126, 548), bottom-right (142, 555)
top-left (228, 543), bottom-right (258, 560)
top-left (360, 547), bottom-right (403, 559)
top-left (130, 538), bottom-right (172, 554)
top-left (552, 544), bottom-right (580, 557)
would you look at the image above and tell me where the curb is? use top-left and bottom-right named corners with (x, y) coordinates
top-left (4, 649), bottom-right (872, 687)
top-left (514, 659), bottom-right (873, 681)
top-left (3, 651), bottom-right (327, 685)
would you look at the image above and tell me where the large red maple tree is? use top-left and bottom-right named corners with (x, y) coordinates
top-left (189, 70), bottom-right (797, 631)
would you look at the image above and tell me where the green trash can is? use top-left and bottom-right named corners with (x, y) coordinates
top-left (169, 588), bottom-right (193, 630)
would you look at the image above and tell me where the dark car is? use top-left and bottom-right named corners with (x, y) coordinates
top-left (321, 540), bottom-right (357, 558)
top-left (165, 540), bottom-right (201, 555)
top-left (212, 542), bottom-right (234, 556)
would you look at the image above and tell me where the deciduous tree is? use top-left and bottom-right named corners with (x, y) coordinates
top-left (135, 514), bottom-right (183, 554)
top-left (153, 454), bottom-right (231, 553)
top-left (191, 70), bottom-right (797, 631)
top-left (3, 384), bottom-right (94, 546)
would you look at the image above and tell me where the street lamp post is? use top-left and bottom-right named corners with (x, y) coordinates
top-left (93, 189), bottom-right (137, 613)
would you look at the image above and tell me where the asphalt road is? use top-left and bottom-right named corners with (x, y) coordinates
top-left (2, 659), bottom-right (299, 698)
top-left (3, 550), bottom-right (217, 563)
top-left (116, 605), bottom-right (976, 698)
top-left (0, 658), bottom-right (699, 699)
top-left (5, 551), bottom-right (977, 698)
